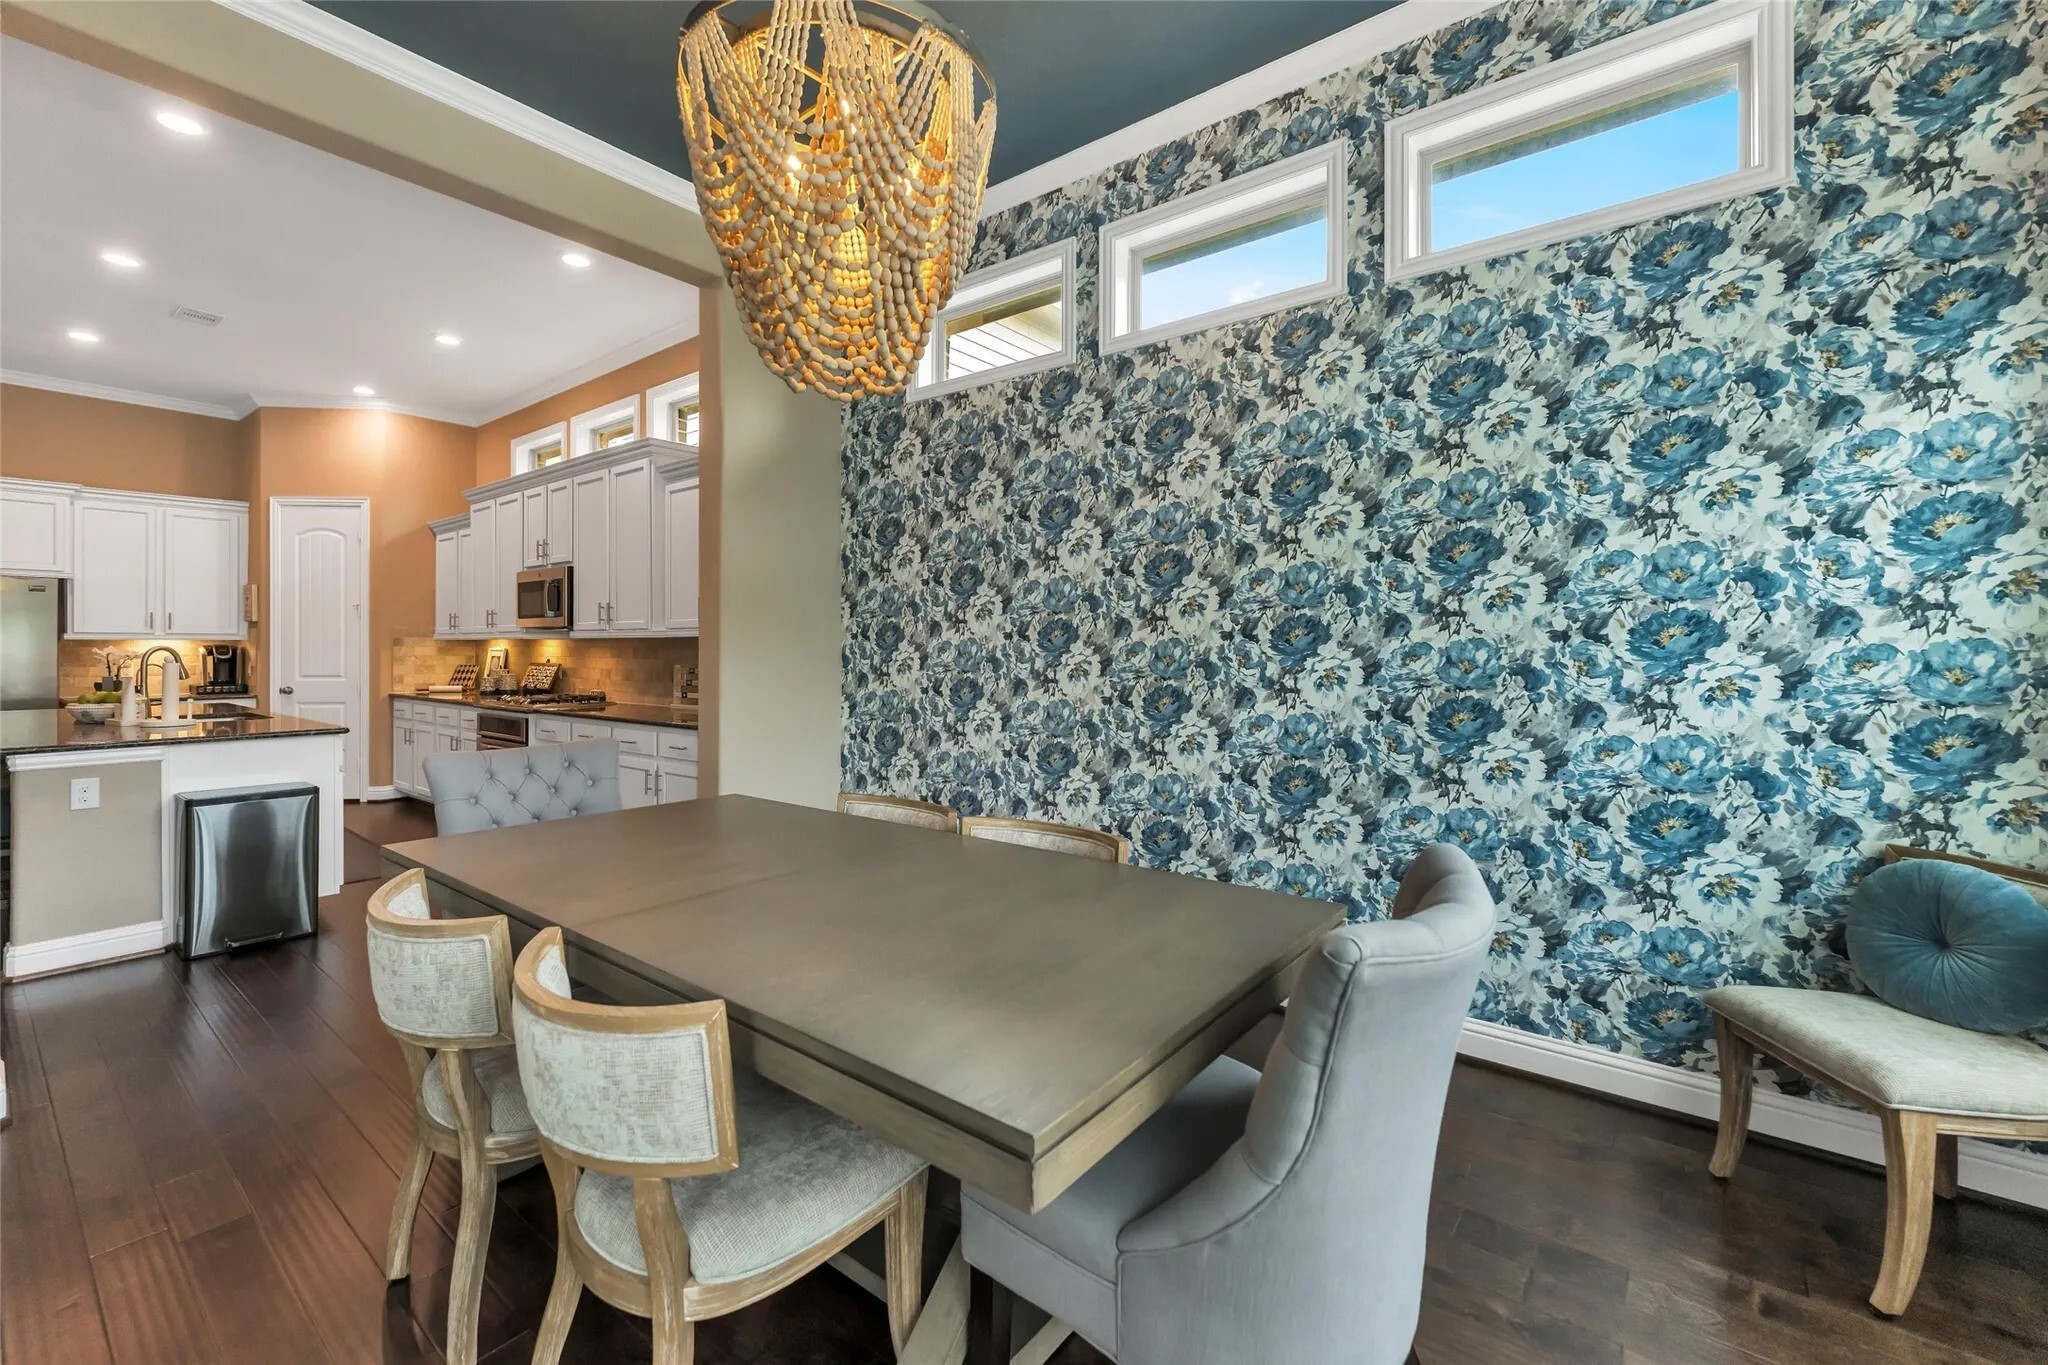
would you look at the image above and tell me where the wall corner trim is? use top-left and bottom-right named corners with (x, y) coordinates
top-left (1, 369), bottom-right (245, 421)
top-left (4, 920), bottom-right (169, 980)
top-left (211, 0), bottom-right (700, 215)
top-left (1459, 1019), bottom-right (2048, 1211)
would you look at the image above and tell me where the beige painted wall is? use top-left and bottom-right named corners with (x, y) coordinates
top-left (9, 759), bottom-right (162, 949)
top-left (247, 408), bottom-right (475, 785)
top-left (0, 382), bottom-right (247, 499)
top-left (473, 337), bottom-right (702, 487)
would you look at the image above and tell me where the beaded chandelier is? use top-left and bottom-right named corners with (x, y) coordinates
top-left (678, 0), bottom-right (996, 400)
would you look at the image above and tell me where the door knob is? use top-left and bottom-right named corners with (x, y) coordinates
top-left (278, 685), bottom-right (295, 695)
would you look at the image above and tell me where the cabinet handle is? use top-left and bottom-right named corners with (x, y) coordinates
top-left (148, 610), bottom-right (155, 631)
top-left (167, 612), bottom-right (173, 632)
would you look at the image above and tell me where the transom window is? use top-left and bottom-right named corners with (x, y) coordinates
top-left (646, 374), bottom-right (703, 446)
top-left (569, 397), bottom-right (640, 456)
top-left (910, 240), bottom-right (1076, 400)
top-left (511, 421), bottom-right (570, 475)
top-left (1384, 0), bottom-right (1792, 280)
top-left (1098, 140), bottom-right (1346, 356)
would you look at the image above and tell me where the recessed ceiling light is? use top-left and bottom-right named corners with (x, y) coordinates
top-left (433, 331), bottom-right (463, 348)
top-left (155, 109), bottom-right (206, 137)
top-left (67, 328), bottom-right (101, 345)
top-left (560, 251), bottom-right (593, 269)
top-left (353, 385), bottom-right (377, 397)
top-left (100, 249), bottom-right (143, 270)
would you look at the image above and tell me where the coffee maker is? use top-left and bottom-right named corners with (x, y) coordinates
top-left (194, 644), bottom-right (250, 696)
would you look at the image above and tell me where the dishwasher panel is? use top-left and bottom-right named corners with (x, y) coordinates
top-left (177, 782), bottom-right (319, 959)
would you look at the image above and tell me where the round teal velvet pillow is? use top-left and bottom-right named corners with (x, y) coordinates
top-left (1847, 859), bottom-right (2048, 1035)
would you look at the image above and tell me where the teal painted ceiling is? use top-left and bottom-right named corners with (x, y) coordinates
top-left (311, 2), bottom-right (1401, 187)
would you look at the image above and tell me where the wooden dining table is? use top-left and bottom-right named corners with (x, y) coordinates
top-left (383, 794), bottom-right (1341, 1362)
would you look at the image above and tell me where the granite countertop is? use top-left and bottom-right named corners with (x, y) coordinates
top-left (0, 709), bottom-right (351, 758)
top-left (391, 692), bottom-right (699, 731)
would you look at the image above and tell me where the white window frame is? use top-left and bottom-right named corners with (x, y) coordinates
top-left (1098, 139), bottom-right (1348, 357)
top-left (510, 421), bottom-right (570, 475)
top-left (1383, 0), bottom-right (1793, 282)
top-left (645, 374), bottom-right (702, 445)
top-left (569, 395), bottom-right (640, 455)
top-left (910, 239), bottom-right (1077, 400)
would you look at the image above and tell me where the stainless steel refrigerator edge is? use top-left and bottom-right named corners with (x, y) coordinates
top-left (0, 577), bottom-right (62, 710)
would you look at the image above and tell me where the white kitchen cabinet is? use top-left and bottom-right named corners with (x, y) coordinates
top-left (620, 751), bottom-right (658, 809)
top-left (570, 458), bottom-right (655, 632)
top-left (0, 478), bottom-right (74, 575)
top-left (457, 522), bottom-right (486, 636)
top-left (467, 498), bottom-right (501, 633)
top-left (392, 701), bottom-right (424, 797)
top-left (656, 759), bottom-right (698, 803)
top-left (66, 490), bottom-right (245, 640)
top-left (545, 478), bottom-right (574, 563)
top-left (520, 484), bottom-right (549, 569)
top-left (658, 479), bottom-right (700, 634)
top-left (434, 529), bottom-right (461, 636)
top-left (161, 505), bottom-right (244, 638)
top-left (492, 493), bottom-right (525, 631)
top-left (531, 717), bottom-right (572, 746)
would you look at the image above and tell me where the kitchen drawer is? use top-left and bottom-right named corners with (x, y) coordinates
top-left (532, 718), bottom-right (572, 746)
top-left (611, 725), bottom-right (657, 757)
top-left (393, 700), bottom-right (420, 721)
top-left (458, 711), bottom-right (479, 732)
top-left (657, 730), bottom-right (699, 760)
top-left (570, 721), bottom-right (613, 744)
top-left (432, 705), bottom-right (462, 728)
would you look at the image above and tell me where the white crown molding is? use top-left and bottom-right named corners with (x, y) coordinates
top-left (243, 391), bottom-right (481, 426)
top-left (0, 369), bottom-right (245, 420)
top-left (210, 0), bottom-right (699, 214)
top-left (979, 0), bottom-right (1505, 217)
top-left (473, 318), bottom-right (699, 426)
top-left (1459, 1020), bottom-right (2048, 1211)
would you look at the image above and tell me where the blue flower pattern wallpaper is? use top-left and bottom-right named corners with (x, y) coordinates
top-left (841, 0), bottom-right (2048, 1085)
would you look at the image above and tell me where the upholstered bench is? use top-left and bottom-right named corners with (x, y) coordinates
top-left (1705, 846), bottom-right (2048, 1317)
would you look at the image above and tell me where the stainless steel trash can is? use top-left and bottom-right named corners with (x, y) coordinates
top-left (176, 782), bottom-right (318, 959)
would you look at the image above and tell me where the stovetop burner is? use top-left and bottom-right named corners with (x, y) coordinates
top-left (485, 690), bottom-right (609, 712)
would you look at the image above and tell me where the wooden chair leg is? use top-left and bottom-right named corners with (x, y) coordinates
top-left (637, 1178), bottom-right (695, 1365)
top-left (445, 1135), bottom-right (497, 1365)
top-left (531, 1143), bottom-right (584, 1365)
top-left (885, 1170), bottom-right (929, 1358)
top-left (1708, 1016), bottom-right (1756, 1179)
top-left (384, 1134), bottom-right (432, 1280)
top-left (1934, 1133), bottom-right (1959, 1200)
top-left (1872, 1110), bottom-right (1939, 1317)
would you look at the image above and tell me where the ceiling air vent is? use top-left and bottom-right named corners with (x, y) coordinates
top-left (169, 304), bottom-right (224, 326)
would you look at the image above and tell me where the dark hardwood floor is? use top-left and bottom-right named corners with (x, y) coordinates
top-left (4, 798), bottom-right (2044, 1365)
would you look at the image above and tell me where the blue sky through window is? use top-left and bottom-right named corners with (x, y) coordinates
top-left (1430, 87), bottom-right (1741, 252)
top-left (1140, 214), bottom-right (1329, 331)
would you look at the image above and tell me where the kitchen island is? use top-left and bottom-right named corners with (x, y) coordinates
top-left (2, 709), bottom-right (347, 977)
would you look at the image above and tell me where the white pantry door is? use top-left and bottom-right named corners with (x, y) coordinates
top-left (270, 498), bottom-right (369, 799)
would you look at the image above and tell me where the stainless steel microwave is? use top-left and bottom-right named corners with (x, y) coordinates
top-left (516, 565), bottom-right (571, 629)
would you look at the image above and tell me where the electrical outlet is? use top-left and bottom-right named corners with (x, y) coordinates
top-left (69, 776), bottom-right (100, 811)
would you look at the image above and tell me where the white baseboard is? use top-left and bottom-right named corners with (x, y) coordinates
top-left (1459, 1019), bottom-right (2048, 1211)
top-left (5, 920), bottom-right (168, 980)
top-left (364, 784), bottom-right (400, 801)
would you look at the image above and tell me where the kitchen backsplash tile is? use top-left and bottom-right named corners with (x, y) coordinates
top-left (391, 635), bottom-right (700, 706)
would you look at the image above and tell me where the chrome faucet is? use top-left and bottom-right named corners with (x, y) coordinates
top-left (136, 646), bottom-right (187, 713)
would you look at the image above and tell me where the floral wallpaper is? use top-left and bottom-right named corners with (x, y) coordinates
top-left (841, 0), bottom-right (2048, 1081)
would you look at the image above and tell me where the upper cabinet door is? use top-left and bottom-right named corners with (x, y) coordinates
top-left (545, 478), bottom-right (575, 563)
top-left (0, 481), bottom-right (73, 576)
top-left (494, 494), bottom-right (526, 626)
top-left (520, 485), bottom-right (549, 569)
top-left (434, 531), bottom-right (461, 636)
top-left (466, 499), bottom-right (498, 632)
top-left (570, 467), bottom-right (611, 630)
top-left (160, 505), bottom-right (245, 639)
top-left (605, 460), bottom-right (654, 632)
top-left (69, 498), bottom-right (158, 636)
top-left (659, 480), bottom-right (700, 634)
top-left (456, 525), bottom-right (483, 635)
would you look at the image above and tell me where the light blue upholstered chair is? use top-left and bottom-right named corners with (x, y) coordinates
top-left (511, 926), bottom-right (931, 1365)
top-left (365, 868), bottom-right (538, 1365)
top-left (963, 843), bottom-right (1494, 1365)
top-left (1706, 845), bottom-right (2048, 1316)
top-left (423, 739), bottom-right (621, 835)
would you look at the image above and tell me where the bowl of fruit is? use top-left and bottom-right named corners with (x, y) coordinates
top-left (67, 691), bottom-right (122, 724)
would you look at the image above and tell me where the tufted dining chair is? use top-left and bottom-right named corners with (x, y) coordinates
top-left (959, 815), bottom-right (1130, 863)
top-left (838, 791), bottom-right (960, 831)
top-left (424, 740), bottom-right (621, 835)
top-left (961, 843), bottom-right (1493, 1365)
top-left (365, 868), bottom-right (538, 1365)
top-left (511, 926), bottom-right (932, 1365)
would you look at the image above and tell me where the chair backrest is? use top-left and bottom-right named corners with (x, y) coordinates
top-left (838, 792), bottom-right (959, 832)
top-left (364, 867), bottom-right (513, 1047)
top-left (510, 926), bottom-right (739, 1178)
top-left (425, 740), bottom-right (621, 835)
top-left (959, 815), bottom-right (1129, 863)
top-left (1113, 843), bottom-right (1494, 1365)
